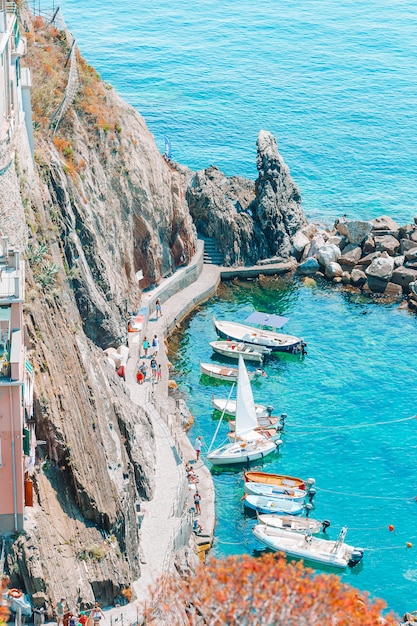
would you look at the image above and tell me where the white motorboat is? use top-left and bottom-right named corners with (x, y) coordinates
top-left (244, 494), bottom-right (305, 515)
top-left (257, 513), bottom-right (329, 534)
top-left (244, 481), bottom-right (307, 502)
top-left (200, 361), bottom-right (263, 382)
top-left (207, 356), bottom-right (281, 466)
top-left (213, 312), bottom-right (306, 354)
top-left (228, 426), bottom-right (282, 443)
top-left (211, 396), bottom-right (273, 418)
top-left (210, 340), bottom-right (271, 363)
top-left (252, 524), bottom-right (364, 569)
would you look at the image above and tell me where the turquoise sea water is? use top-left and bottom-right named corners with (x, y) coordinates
top-left (58, 0), bottom-right (417, 614)
top-left (169, 278), bottom-right (417, 615)
top-left (61, 0), bottom-right (417, 224)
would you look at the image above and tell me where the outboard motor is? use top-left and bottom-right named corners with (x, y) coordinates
top-left (305, 478), bottom-right (316, 493)
top-left (307, 488), bottom-right (316, 503)
top-left (348, 548), bottom-right (364, 567)
top-left (304, 503), bottom-right (314, 517)
top-left (321, 519), bottom-right (331, 533)
top-left (279, 413), bottom-right (287, 427)
top-left (266, 405), bottom-right (274, 416)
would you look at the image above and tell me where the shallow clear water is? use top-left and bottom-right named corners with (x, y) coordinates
top-left (169, 277), bottom-right (417, 614)
top-left (61, 0), bottom-right (417, 224)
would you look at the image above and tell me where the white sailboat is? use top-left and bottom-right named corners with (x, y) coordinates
top-left (207, 356), bottom-right (281, 466)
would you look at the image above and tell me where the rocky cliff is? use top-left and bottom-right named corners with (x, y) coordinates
top-left (0, 8), bottom-right (309, 612)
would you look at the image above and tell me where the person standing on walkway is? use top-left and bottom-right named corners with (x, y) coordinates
top-left (194, 435), bottom-right (203, 461)
top-left (157, 363), bottom-right (162, 383)
top-left (92, 603), bottom-right (104, 626)
top-left (194, 491), bottom-right (201, 515)
top-left (152, 334), bottom-right (159, 357)
top-left (142, 336), bottom-right (150, 357)
top-left (155, 298), bottom-right (162, 317)
top-left (150, 357), bottom-right (157, 381)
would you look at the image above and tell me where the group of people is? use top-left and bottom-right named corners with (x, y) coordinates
top-left (136, 359), bottom-right (162, 384)
top-left (56, 600), bottom-right (104, 626)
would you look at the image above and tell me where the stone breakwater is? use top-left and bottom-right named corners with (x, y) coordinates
top-left (294, 215), bottom-right (417, 310)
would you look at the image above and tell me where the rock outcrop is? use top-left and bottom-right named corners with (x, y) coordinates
top-left (186, 131), bottom-right (307, 266)
top-left (295, 215), bottom-right (417, 308)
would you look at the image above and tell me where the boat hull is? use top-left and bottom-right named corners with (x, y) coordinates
top-left (244, 471), bottom-right (307, 491)
top-left (207, 440), bottom-right (279, 466)
top-left (214, 319), bottom-right (303, 353)
top-left (244, 494), bottom-right (304, 515)
top-left (244, 482), bottom-right (307, 502)
top-left (252, 524), bottom-right (357, 568)
top-left (200, 362), bottom-right (258, 382)
top-left (257, 514), bottom-right (324, 534)
top-left (210, 340), bottom-right (268, 363)
top-left (212, 397), bottom-right (271, 418)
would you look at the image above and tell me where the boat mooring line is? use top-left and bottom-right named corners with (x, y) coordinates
top-left (316, 487), bottom-right (417, 501)
top-left (291, 414), bottom-right (417, 433)
top-left (365, 544), bottom-right (414, 551)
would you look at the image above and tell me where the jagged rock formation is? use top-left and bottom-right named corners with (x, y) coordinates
top-left (186, 131), bottom-right (307, 266)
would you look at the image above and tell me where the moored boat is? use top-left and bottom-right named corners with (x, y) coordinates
top-left (228, 427), bottom-right (282, 443)
top-left (252, 524), bottom-right (364, 569)
top-left (244, 471), bottom-right (315, 492)
top-left (228, 413), bottom-right (286, 432)
top-left (257, 513), bottom-right (329, 534)
top-left (200, 361), bottom-right (263, 382)
top-left (244, 494), bottom-right (305, 515)
top-left (244, 481), bottom-right (307, 502)
top-left (210, 340), bottom-right (270, 363)
top-left (212, 396), bottom-right (273, 418)
top-left (213, 312), bottom-right (306, 354)
top-left (207, 356), bottom-right (281, 466)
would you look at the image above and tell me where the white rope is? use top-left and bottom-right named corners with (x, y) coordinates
top-left (316, 486), bottom-right (417, 501)
top-left (290, 414), bottom-right (417, 436)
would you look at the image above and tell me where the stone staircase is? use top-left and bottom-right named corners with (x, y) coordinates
top-left (201, 236), bottom-right (224, 265)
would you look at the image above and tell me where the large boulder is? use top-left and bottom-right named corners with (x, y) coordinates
top-left (336, 220), bottom-right (373, 244)
top-left (404, 247), bottom-right (417, 263)
top-left (317, 244), bottom-right (341, 267)
top-left (350, 268), bottom-right (367, 287)
top-left (292, 230), bottom-right (310, 257)
top-left (371, 215), bottom-right (400, 236)
top-left (365, 251), bottom-right (394, 281)
top-left (391, 266), bottom-right (417, 291)
top-left (325, 262), bottom-right (343, 279)
top-left (374, 235), bottom-right (400, 256)
top-left (339, 244), bottom-right (362, 267)
top-left (297, 257), bottom-right (320, 276)
top-left (400, 238), bottom-right (417, 254)
top-left (307, 232), bottom-right (326, 257)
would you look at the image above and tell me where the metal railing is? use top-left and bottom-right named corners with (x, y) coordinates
top-left (49, 9), bottom-right (79, 132)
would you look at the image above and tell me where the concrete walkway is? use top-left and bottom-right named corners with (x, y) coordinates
top-left (102, 263), bottom-right (221, 625)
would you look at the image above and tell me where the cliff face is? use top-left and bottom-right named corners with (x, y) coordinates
top-left (0, 9), bottom-right (308, 610)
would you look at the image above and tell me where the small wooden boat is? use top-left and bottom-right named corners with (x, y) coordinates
top-left (200, 362), bottom-right (263, 382)
top-left (257, 513), bottom-right (329, 534)
top-left (244, 471), bottom-right (315, 492)
top-left (244, 481), bottom-right (307, 502)
top-left (210, 340), bottom-right (271, 363)
top-left (213, 313), bottom-right (306, 354)
top-left (212, 396), bottom-right (273, 418)
top-left (244, 494), bottom-right (305, 515)
top-left (252, 524), bottom-right (364, 568)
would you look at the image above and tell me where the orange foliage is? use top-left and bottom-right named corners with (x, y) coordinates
top-left (140, 553), bottom-right (399, 625)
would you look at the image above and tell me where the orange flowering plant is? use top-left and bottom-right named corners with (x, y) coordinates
top-left (141, 553), bottom-right (399, 625)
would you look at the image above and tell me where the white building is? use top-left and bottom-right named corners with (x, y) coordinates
top-left (0, 0), bottom-right (33, 162)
